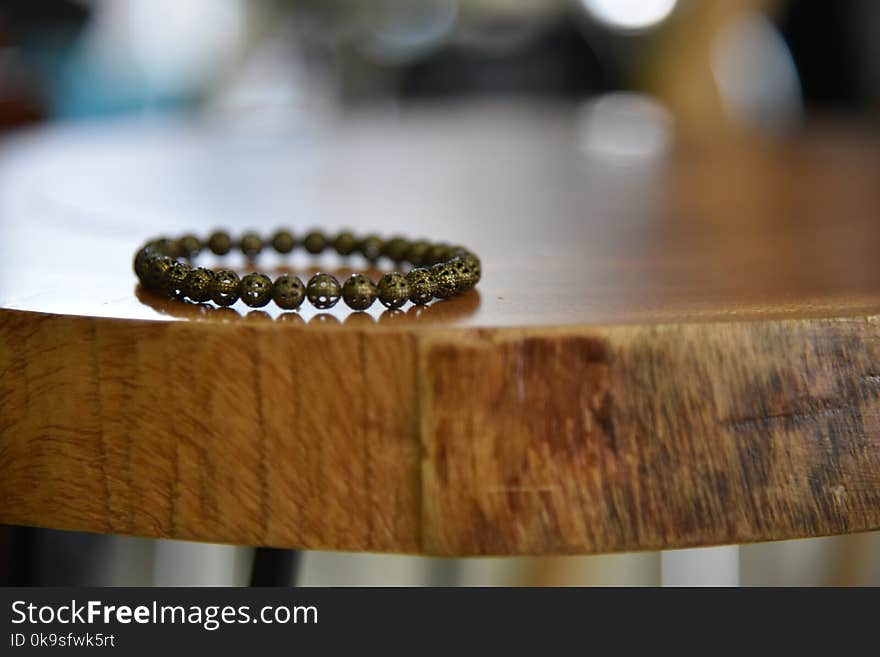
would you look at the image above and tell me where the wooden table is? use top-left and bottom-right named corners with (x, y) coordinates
top-left (2, 103), bottom-right (880, 556)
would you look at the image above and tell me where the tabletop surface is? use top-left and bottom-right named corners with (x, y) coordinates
top-left (4, 103), bottom-right (880, 556)
top-left (3, 102), bottom-right (880, 329)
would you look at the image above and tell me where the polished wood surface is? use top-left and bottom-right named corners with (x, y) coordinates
top-left (2, 104), bottom-right (880, 554)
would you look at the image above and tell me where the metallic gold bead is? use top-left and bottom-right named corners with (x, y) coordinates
top-left (146, 255), bottom-right (174, 290)
top-left (406, 268), bottom-right (436, 305)
top-left (184, 267), bottom-right (214, 302)
top-left (271, 229), bottom-right (296, 254)
top-left (134, 247), bottom-right (153, 283)
top-left (429, 261), bottom-right (458, 299)
top-left (240, 272), bottom-right (273, 308)
top-left (360, 234), bottom-right (384, 263)
top-left (177, 234), bottom-right (201, 259)
top-left (210, 269), bottom-right (241, 306)
top-left (333, 231), bottom-right (358, 256)
top-left (377, 272), bottom-right (410, 309)
top-left (406, 240), bottom-right (431, 267)
top-left (163, 260), bottom-right (191, 296)
top-left (240, 231), bottom-right (263, 259)
top-left (272, 274), bottom-right (306, 310)
top-left (457, 250), bottom-right (481, 283)
top-left (306, 273), bottom-right (341, 308)
top-left (342, 273), bottom-right (377, 311)
top-left (383, 236), bottom-right (409, 263)
top-left (449, 257), bottom-right (478, 292)
top-left (303, 230), bottom-right (327, 254)
top-left (426, 243), bottom-right (451, 266)
top-left (207, 230), bottom-right (232, 256)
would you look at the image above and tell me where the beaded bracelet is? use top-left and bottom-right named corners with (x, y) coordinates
top-left (133, 229), bottom-right (481, 311)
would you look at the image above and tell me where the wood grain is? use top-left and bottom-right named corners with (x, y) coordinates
top-left (3, 106), bottom-right (880, 554)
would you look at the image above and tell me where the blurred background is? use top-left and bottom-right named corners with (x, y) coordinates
top-left (1, 0), bottom-right (880, 585)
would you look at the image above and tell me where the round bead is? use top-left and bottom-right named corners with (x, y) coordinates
top-left (342, 273), bottom-right (377, 311)
top-left (303, 231), bottom-right (327, 255)
top-left (429, 261), bottom-right (459, 299)
top-left (377, 272), bottom-right (410, 309)
top-left (207, 230), bottom-right (232, 256)
top-left (163, 260), bottom-right (191, 296)
top-left (333, 231), bottom-right (358, 256)
top-left (146, 255), bottom-right (174, 290)
top-left (210, 269), bottom-right (241, 306)
top-left (406, 268), bottom-right (436, 305)
top-left (133, 247), bottom-right (153, 283)
top-left (383, 236), bottom-right (409, 263)
top-left (454, 250), bottom-right (482, 283)
top-left (184, 267), bottom-right (214, 302)
top-left (360, 234), bottom-right (384, 263)
top-left (426, 243), bottom-right (451, 266)
top-left (177, 234), bottom-right (201, 259)
top-left (271, 229), bottom-right (296, 254)
top-left (306, 273), bottom-right (341, 308)
top-left (240, 272), bottom-right (273, 308)
top-left (240, 231), bottom-right (263, 259)
top-left (272, 274), bottom-right (306, 310)
top-left (406, 240), bottom-right (431, 267)
top-left (449, 257), bottom-right (478, 292)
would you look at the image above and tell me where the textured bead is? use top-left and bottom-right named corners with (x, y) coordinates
top-left (342, 273), bottom-right (377, 310)
top-left (455, 250), bottom-right (482, 283)
top-left (210, 269), bottom-right (241, 306)
top-left (383, 236), bottom-right (409, 263)
top-left (429, 261), bottom-right (458, 299)
top-left (272, 274), bottom-right (306, 310)
top-left (333, 231), bottom-right (358, 256)
top-left (427, 243), bottom-right (451, 266)
top-left (207, 230), bottom-right (232, 256)
top-left (449, 256), bottom-right (478, 292)
top-left (240, 231), bottom-right (263, 259)
top-left (133, 247), bottom-right (153, 283)
top-left (406, 268), bottom-right (436, 305)
top-left (163, 260), bottom-right (191, 296)
top-left (303, 231), bottom-right (327, 254)
top-left (360, 234), bottom-right (384, 263)
top-left (406, 240), bottom-right (431, 267)
top-left (306, 272), bottom-right (341, 308)
top-left (146, 255), bottom-right (174, 290)
top-left (271, 229), bottom-right (296, 254)
top-left (177, 234), bottom-right (201, 259)
top-left (184, 267), bottom-right (214, 302)
top-left (240, 272), bottom-right (273, 308)
top-left (377, 272), bottom-right (410, 309)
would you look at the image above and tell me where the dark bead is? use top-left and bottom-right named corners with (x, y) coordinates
top-left (406, 268), bottom-right (436, 305)
top-left (240, 231), bottom-right (263, 259)
top-left (163, 260), bottom-right (191, 296)
top-left (207, 230), bottom-right (232, 256)
top-left (426, 243), bottom-right (451, 265)
top-left (134, 247), bottom-right (154, 283)
top-left (383, 236), bottom-right (409, 263)
top-left (377, 272), bottom-right (410, 309)
top-left (146, 238), bottom-right (174, 256)
top-left (184, 267), bottom-right (214, 302)
top-left (406, 240), bottom-right (431, 267)
top-left (455, 250), bottom-right (482, 283)
top-left (240, 272), bottom-right (273, 308)
top-left (177, 234), bottom-right (201, 259)
top-left (211, 269), bottom-right (241, 306)
top-left (271, 229), bottom-right (296, 254)
top-left (360, 234), bottom-right (384, 263)
top-left (146, 255), bottom-right (174, 290)
top-left (333, 231), bottom-right (358, 256)
top-left (449, 257), bottom-right (478, 292)
top-left (429, 261), bottom-right (459, 299)
top-left (306, 272), bottom-right (341, 308)
top-left (342, 273), bottom-right (377, 310)
top-left (272, 274), bottom-right (306, 310)
top-left (303, 231), bottom-right (327, 254)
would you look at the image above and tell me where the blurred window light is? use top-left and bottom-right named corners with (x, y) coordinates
top-left (581, 0), bottom-right (677, 32)
top-left (711, 11), bottom-right (803, 135)
top-left (577, 92), bottom-right (673, 164)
